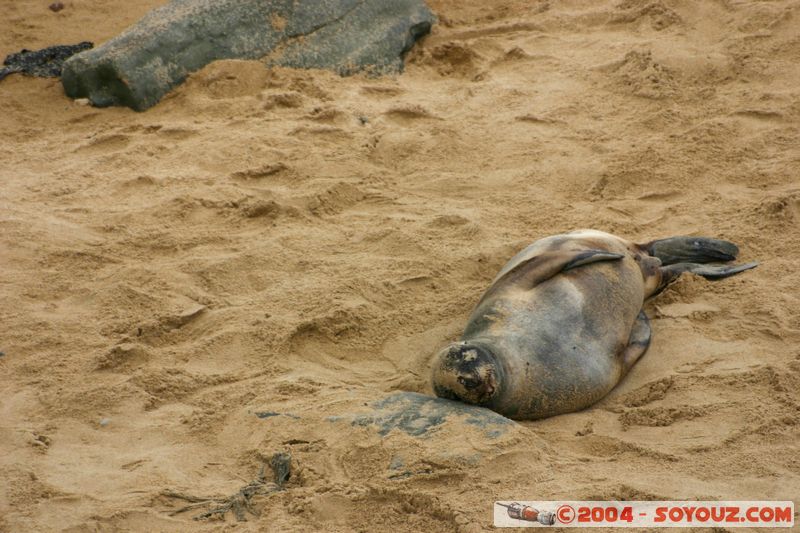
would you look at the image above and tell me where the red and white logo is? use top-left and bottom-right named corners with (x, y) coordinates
top-left (556, 505), bottom-right (575, 524)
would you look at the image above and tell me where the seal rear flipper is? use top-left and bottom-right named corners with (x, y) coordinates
top-left (643, 236), bottom-right (739, 265)
top-left (477, 249), bottom-right (624, 306)
top-left (658, 261), bottom-right (758, 289)
top-left (620, 310), bottom-right (651, 374)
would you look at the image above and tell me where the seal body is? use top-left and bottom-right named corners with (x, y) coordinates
top-left (431, 230), bottom-right (756, 420)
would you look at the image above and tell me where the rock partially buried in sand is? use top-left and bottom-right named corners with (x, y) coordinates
top-left (329, 391), bottom-right (515, 438)
top-left (61, 0), bottom-right (435, 111)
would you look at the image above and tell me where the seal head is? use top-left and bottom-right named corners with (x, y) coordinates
top-left (431, 342), bottom-right (502, 406)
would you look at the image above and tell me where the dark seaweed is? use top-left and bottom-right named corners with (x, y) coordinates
top-left (0, 42), bottom-right (93, 81)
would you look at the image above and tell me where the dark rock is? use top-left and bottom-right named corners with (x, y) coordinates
top-left (329, 391), bottom-right (515, 438)
top-left (0, 42), bottom-right (92, 82)
top-left (61, 0), bottom-right (435, 111)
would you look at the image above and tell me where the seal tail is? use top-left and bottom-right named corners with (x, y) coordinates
top-left (643, 236), bottom-right (740, 265)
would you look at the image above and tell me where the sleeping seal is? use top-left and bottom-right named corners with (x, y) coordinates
top-left (431, 230), bottom-right (757, 420)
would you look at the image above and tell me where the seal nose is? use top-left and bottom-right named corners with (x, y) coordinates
top-left (457, 375), bottom-right (481, 390)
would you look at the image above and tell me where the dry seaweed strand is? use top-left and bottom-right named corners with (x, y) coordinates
top-left (162, 452), bottom-right (291, 521)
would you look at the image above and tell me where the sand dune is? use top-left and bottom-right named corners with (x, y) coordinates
top-left (1, 0), bottom-right (798, 530)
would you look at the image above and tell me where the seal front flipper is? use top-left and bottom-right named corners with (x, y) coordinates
top-left (620, 311), bottom-right (651, 374)
top-left (477, 249), bottom-right (624, 305)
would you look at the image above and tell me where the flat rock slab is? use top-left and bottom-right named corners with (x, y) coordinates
top-left (61, 0), bottom-right (435, 111)
top-left (328, 391), bottom-right (516, 438)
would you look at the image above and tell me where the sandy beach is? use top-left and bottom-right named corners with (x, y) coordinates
top-left (1, 0), bottom-right (799, 530)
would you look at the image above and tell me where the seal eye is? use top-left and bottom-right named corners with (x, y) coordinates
top-left (449, 346), bottom-right (464, 360)
top-left (458, 376), bottom-right (481, 390)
